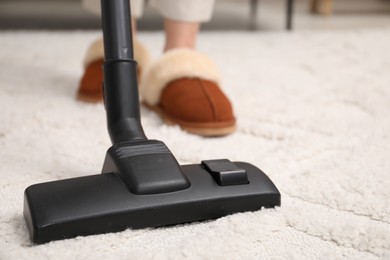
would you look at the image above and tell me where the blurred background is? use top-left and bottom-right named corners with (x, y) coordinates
top-left (1, 0), bottom-right (390, 31)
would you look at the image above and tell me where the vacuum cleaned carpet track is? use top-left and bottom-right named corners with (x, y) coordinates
top-left (0, 29), bottom-right (389, 259)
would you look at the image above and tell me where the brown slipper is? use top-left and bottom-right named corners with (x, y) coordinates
top-left (77, 38), bottom-right (150, 103)
top-left (141, 49), bottom-right (236, 137)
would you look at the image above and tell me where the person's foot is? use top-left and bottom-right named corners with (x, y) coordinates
top-left (77, 38), bottom-right (150, 103)
top-left (141, 49), bottom-right (236, 136)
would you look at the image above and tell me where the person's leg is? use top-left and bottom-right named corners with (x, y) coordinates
top-left (163, 19), bottom-right (199, 52)
top-left (150, 0), bottom-right (215, 23)
top-left (150, 0), bottom-right (215, 52)
top-left (131, 17), bottom-right (137, 37)
top-left (142, 0), bottom-right (236, 136)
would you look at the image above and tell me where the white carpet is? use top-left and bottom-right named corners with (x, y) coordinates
top-left (0, 29), bottom-right (390, 259)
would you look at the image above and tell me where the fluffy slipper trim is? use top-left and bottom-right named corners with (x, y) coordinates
top-left (140, 48), bottom-right (221, 106)
top-left (83, 38), bottom-right (150, 69)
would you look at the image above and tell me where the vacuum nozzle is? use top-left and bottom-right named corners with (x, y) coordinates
top-left (24, 157), bottom-right (280, 244)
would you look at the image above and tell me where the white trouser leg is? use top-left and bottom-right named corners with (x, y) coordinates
top-left (82, 0), bottom-right (144, 18)
top-left (149, 0), bottom-right (216, 22)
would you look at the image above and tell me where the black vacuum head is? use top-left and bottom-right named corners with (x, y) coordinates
top-left (24, 140), bottom-right (280, 244)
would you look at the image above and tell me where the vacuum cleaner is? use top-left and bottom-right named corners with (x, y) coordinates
top-left (23, 0), bottom-right (281, 244)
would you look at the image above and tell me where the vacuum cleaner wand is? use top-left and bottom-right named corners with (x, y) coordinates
top-left (23, 0), bottom-right (281, 244)
top-left (101, 0), bottom-right (134, 62)
top-left (102, 0), bottom-right (146, 143)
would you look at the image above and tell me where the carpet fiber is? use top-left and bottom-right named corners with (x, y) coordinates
top-left (0, 29), bottom-right (389, 259)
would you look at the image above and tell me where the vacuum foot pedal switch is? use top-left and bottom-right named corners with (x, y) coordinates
top-left (202, 159), bottom-right (249, 186)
